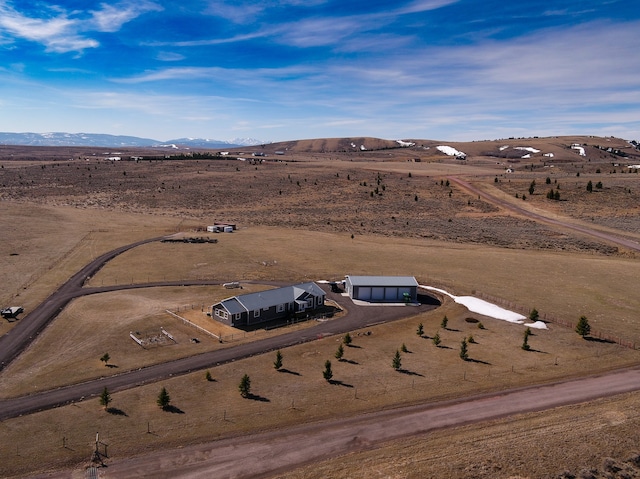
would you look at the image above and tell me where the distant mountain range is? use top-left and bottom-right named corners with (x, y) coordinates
top-left (0, 132), bottom-right (266, 148)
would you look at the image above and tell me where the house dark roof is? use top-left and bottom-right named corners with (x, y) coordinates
top-left (216, 282), bottom-right (324, 313)
top-left (346, 276), bottom-right (418, 287)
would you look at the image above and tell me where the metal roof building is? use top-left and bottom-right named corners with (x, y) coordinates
top-left (344, 275), bottom-right (418, 303)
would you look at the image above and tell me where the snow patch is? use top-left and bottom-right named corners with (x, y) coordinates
top-left (544, 153), bottom-right (554, 157)
top-left (499, 145), bottom-right (509, 151)
top-left (396, 140), bottom-right (416, 147)
top-left (515, 147), bottom-right (540, 153)
top-left (571, 144), bottom-right (586, 156)
top-left (420, 285), bottom-right (547, 329)
top-left (522, 154), bottom-right (531, 159)
top-left (437, 145), bottom-right (467, 158)
top-left (360, 145), bottom-right (366, 151)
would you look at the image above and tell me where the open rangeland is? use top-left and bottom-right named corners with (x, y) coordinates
top-left (0, 136), bottom-right (639, 478)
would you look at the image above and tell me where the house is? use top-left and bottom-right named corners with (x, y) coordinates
top-left (344, 276), bottom-right (418, 303)
top-left (212, 282), bottom-right (326, 327)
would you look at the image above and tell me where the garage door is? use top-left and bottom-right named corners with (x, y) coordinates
top-left (385, 287), bottom-right (398, 301)
top-left (372, 287), bottom-right (385, 300)
top-left (358, 287), bottom-right (371, 300)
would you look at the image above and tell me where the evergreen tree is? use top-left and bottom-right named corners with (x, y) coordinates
top-left (157, 387), bottom-right (171, 409)
top-left (529, 180), bottom-right (536, 195)
top-left (239, 374), bottom-right (251, 398)
top-left (522, 329), bottom-right (531, 351)
top-left (586, 180), bottom-right (593, 192)
top-left (273, 350), bottom-right (283, 370)
top-left (99, 387), bottom-right (111, 410)
top-left (401, 343), bottom-right (408, 353)
top-left (575, 316), bottom-right (591, 338)
top-left (323, 360), bottom-right (333, 381)
top-left (392, 350), bottom-right (402, 370)
top-left (441, 315), bottom-right (448, 330)
top-left (335, 344), bottom-right (344, 361)
top-left (416, 322), bottom-right (424, 337)
top-left (529, 308), bottom-right (539, 322)
top-left (432, 332), bottom-right (441, 347)
top-left (100, 353), bottom-right (110, 366)
top-left (343, 332), bottom-right (352, 347)
top-left (459, 338), bottom-right (469, 361)
top-left (205, 370), bottom-right (213, 381)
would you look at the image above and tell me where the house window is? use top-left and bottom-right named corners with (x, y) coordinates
top-left (254, 309), bottom-right (260, 318)
top-left (317, 296), bottom-right (323, 306)
top-left (277, 304), bottom-right (285, 313)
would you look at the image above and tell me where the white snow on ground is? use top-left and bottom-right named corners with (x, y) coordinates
top-left (420, 285), bottom-right (547, 329)
top-left (544, 153), bottom-right (554, 157)
top-left (571, 144), bottom-right (586, 156)
top-left (515, 147), bottom-right (541, 153)
top-left (499, 145), bottom-right (509, 151)
top-left (522, 154), bottom-right (531, 159)
top-left (360, 145), bottom-right (366, 151)
top-left (396, 140), bottom-right (415, 147)
top-left (437, 145), bottom-right (467, 157)
top-left (350, 142), bottom-right (356, 148)
top-left (628, 165), bottom-right (640, 169)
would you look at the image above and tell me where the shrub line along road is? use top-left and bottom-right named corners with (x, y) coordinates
top-left (1, 217), bottom-right (640, 476)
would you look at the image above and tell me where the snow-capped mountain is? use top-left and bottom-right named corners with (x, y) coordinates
top-left (0, 132), bottom-right (266, 148)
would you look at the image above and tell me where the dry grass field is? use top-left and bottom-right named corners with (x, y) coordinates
top-left (0, 136), bottom-right (639, 478)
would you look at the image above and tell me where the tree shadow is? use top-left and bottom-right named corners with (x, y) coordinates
top-left (162, 405), bottom-right (185, 414)
top-left (465, 358), bottom-right (491, 365)
top-left (585, 336), bottom-right (615, 344)
top-left (436, 345), bottom-right (451, 349)
top-left (106, 364), bottom-right (119, 369)
top-left (277, 368), bottom-right (301, 376)
top-left (339, 359), bottom-right (359, 365)
top-left (106, 407), bottom-right (128, 416)
top-left (397, 369), bottom-right (424, 377)
top-left (328, 379), bottom-right (354, 388)
top-left (246, 393), bottom-right (270, 402)
top-left (346, 344), bottom-right (362, 349)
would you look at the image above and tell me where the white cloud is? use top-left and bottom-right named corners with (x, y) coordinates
top-left (0, 1), bottom-right (161, 53)
top-left (89, 1), bottom-right (163, 33)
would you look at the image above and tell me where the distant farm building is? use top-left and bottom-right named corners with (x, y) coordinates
top-left (344, 276), bottom-right (418, 303)
top-left (206, 222), bottom-right (236, 233)
top-left (212, 282), bottom-right (326, 327)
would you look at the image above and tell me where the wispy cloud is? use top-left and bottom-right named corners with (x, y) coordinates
top-left (89, 1), bottom-right (163, 33)
top-left (0, 1), bottom-right (161, 53)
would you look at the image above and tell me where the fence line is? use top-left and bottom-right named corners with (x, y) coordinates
top-left (165, 310), bottom-right (221, 341)
top-left (472, 290), bottom-right (637, 350)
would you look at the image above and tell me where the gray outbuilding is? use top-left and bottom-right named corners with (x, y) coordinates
top-left (344, 276), bottom-right (419, 303)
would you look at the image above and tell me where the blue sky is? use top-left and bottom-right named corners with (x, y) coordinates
top-left (0, 0), bottom-right (638, 142)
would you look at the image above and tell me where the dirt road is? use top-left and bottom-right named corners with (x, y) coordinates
top-left (47, 366), bottom-right (639, 479)
top-left (449, 177), bottom-right (640, 252)
top-left (0, 236), bottom-right (165, 372)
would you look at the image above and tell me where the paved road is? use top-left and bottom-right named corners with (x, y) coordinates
top-left (449, 177), bottom-right (640, 252)
top-left (55, 366), bottom-right (640, 479)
